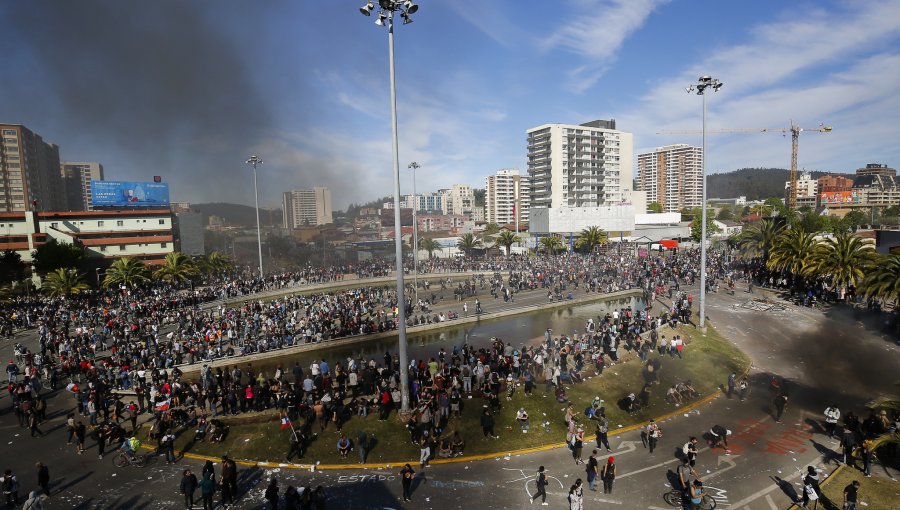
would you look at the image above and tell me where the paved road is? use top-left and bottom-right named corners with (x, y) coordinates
top-left (1, 285), bottom-right (897, 509)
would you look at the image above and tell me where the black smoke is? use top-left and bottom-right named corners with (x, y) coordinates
top-left (0, 1), bottom-right (285, 204)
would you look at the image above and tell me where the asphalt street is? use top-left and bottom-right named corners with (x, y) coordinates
top-left (1, 283), bottom-right (897, 509)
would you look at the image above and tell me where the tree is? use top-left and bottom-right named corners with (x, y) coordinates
top-left (102, 256), bottom-right (150, 289)
top-left (495, 231), bottom-right (520, 256)
top-left (419, 237), bottom-right (441, 259)
top-left (456, 233), bottom-right (482, 257)
top-left (31, 239), bottom-right (87, 275)
top-left (196, 251), bottom-right (233, 275)
top-left (764, 197), bottom-right (787, 217)
top-left (538, 236), bottom-right (564, 254)
top-left (0, 250), bottom-right (28, 285)
top-left (804, 233), bottom-right (876, 292)
top-left (767, 228), bottom-right (819, 275)
top-left (798, 210), bottom-right (827, 233)
top-left (690, 217), bottom-right (721, 242)
top-left (153, 252), bottom-right (200, 283)
top-left (748, 204), bottom-right (773, 217)
top-left (648, 202), bottom-right (663, 213)
top-left (737, 218), bottom-right (785, 262)
top-left (575, 226), bottom-right (607, 253)
top-left (483, 223), bottom-right (501, 237)
top-left (716, 207), bottom-right (735, 221)
top-left (842, 210), bottom-right (869, 229)
top-left (41, 268), bottom-right (90, 298)
top-left (860, 254), bottom-right (900, 306)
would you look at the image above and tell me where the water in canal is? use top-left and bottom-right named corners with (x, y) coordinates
top-left (236, 294), bottom-right (645, 375)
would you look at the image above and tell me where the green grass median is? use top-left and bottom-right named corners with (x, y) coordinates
top-left (163, 322), bottom-right (750, 466)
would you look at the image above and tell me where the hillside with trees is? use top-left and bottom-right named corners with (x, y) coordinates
top-left (707, 168), bottom-right (841, 201)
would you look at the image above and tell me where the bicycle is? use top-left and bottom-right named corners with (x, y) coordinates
top-left (664, 487), bottom-right (717, 509)
top-left (112, 450), bottom-right (149, 468)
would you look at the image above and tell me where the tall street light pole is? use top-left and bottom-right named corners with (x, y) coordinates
top-left (686, 76), bottom-right (723, 330)
top-left (359, 0), bottom-right (418, 413)
top-left (408, 161), bottom-right (421, 304)
top-left (246, 155), bottom-right (264, 279)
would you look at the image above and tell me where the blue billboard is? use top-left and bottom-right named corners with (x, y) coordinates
top-left (91, 181), bottom-right (170, 208)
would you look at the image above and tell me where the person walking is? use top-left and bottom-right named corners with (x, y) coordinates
top-left (180, 469), bottom-right (198, 509)
top-left (532, 466), bottom-right (549, 505)
top-left (264, 478), bottom-right (279, 510)
top-left (399, 463), bottom-right (415, 502)
top-left (647, 420), bottom-right (661, 454)
top-left (842, 480), bottom-right (860, 510)
top-left (571, 428), bottom-right (584, 464)
top-left (585, 451), bottom-right (599, 491)
top-left (418, 435), bottom-right (431, 468)
top-left (738, 377), bottom-right (749, 402)
top-left (28, 412), bottom-right (43, 438)
top-left (74, 421), bottom-right (86, 454)
top-left (198, 473), bottom-right (216, 510)
top-left (799, 466), bottom-right (821, 509)
top-left (861, 439), bottom-right (874, 477)
top-left (601, 456), bottom-right (617, 495)
top-left (773, 393), bottom-right (789, 423)
top-left (727, 373), bottom-right (736, 399)
top-left (35, 463), bottom-right (49, 498)
top-left (683, 437), bottom-right (699, 467)
top-left (357, 431), bottom-right (368, 464)
top-left (220, 456), bottom-right (237, 508)
top-left (1, 469), bottom-right (19, 507)
top-left (689, 479), bottom-right (706, 510)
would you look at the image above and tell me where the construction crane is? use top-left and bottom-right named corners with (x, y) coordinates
top-left (658, 122), bottom-right (833, 209)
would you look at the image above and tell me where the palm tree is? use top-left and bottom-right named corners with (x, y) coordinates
top-left (767, 228), bottom-right (819, 276)
top-left (495, 231), bottom-right (521, 256)
top-left (803, 233), bottom-right (876, 293)
top-left (102, 256), bottom-right (150, 289)
top-left (737, 218), bottom-right (784, 262)
top-left (748, 204), bottom-right (773, 217)
top-left (153, 251), bottom-right (200, 284)
top-left (866, 384), bottom-right (900, 454)
top-left (419, 237), bottom-right (441, 259)
top-left (860, 254), bottom-right (900, 306)
top-left (456, 233), bottom-right (482, 257)
top-left (195, 251), bottom-right (233, 276)
top-left (41, 268), bottom-right (90, 298)
top-left (539, 236), bottom-right (564, 254)
top-left (576, 226), bottom-right (607, 253)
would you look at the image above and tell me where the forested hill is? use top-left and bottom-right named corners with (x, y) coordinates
top-left (192, 203), bottom-right (282, 227)
top-left (707, 168), bottom-right (837, 200)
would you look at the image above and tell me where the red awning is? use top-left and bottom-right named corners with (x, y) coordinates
top-left (659, 239), bottom-right (679, 249)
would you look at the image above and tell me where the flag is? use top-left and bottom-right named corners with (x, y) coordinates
top-left (280, 415), bottom-right (292, 430)
top-left (155, 399), bottom-right (171, 412)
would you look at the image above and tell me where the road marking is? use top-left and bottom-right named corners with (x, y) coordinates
top-left (618, 446), bottom-right (711, 480)
top-left (592, 498), bottom-right (622, 504)
top-left (704, 455), bottom-right (740, 480)
top-left (765, 494), bottom-right (778, 510)
top-left (724, 469), bottom-right (801, 508)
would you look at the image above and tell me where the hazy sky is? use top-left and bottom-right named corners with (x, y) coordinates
top-left (2, 0), bottom-right (898, 209)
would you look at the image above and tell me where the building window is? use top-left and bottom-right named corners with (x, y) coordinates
top-left (161, 242), bottom-right (167, 248)
top-left (100, 246), bottom-right (107, 252)
top-left (159, 219), bottom-right (165, 225)
top-left (50, 222), bottom-right (58, 228)
top-left (116, 220), bottom-right (124, 226)
top-left (119, 244), bottom-right (126, 251)
top-left (98, 221), bottom-right (104, 227)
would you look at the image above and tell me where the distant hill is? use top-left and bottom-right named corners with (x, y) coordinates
top-left (707, 168), bottom-right (839, 201)
top-left (192, 203), bottom-right (281, 228)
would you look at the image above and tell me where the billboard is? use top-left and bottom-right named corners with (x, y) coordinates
top-left (820, 191), bottom-right (863, 205)
top-left (91, 181), bottom-right (170, 208)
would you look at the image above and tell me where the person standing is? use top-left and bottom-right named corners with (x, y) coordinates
top-left (418, 435), bottom-right (430, 468)
top-left (601, 456), bottom-right (617, 495)
top-left (95, 423), bottom-right (107, 460)
top-left (180, 469), bottom-right (198, 509)
top-left (585, 451), bottom-right (599, 491)
top-left (162, 431), bottom-right (177, 464)
top-left (1, 469), bottom-right (19, 507)
top-left (571, 428), bottom-right (585, 464)
top-left (399, 463), bottom-right (415, 502)
top-left (21, 490), bottom-right (42, 510)
top-left (799, 466), bottom-right (820, 509)
top-left (35, 462), bottom-right (49, 498)
top-left (567, 479), bottom-right (583, 510)
top-left (861, 439), bottom-right (874, 477)
top-left (647, 420), bottom-right (661, 454)
top-left (738, 377), bottom-right (749, 402)
top-left (727, 373), bottom-right (736, 399)
top-left (481, 409), bottom-right (498, 439)
top-left (823, 405), bottom-right (841, 439)
top-left (264, 478), bottom-right (279, 510)
top-left (842, 480), bottom-right (861, 510)
top-left (198, 473), bottom-right (216, 510)
top-left (689, 479), bottom-right (706, 510)
top-left (220, 456), bottom-right (237, 508)
top-left (595, 409), bottom-right (611, 452)
top-left (683, 437), bottom-right (699, 467)
top-left (357, 431), bottom-right (368, 464)
top-left (74, 421), bottom-right (86, 454)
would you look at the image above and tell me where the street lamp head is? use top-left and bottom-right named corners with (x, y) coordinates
top-left (712, 81), bottom-right (724, 92)
top-left (699, 75), bottom-right (711, 83)
top-left (685, 85), bottom-right (695, 94)
top-left (375, 12), bottom-right (387, 26)
top-left (404, 1), bottom-right (418, 14)
top-left (359, 1), bottom-right (373, 16)
top-left (245, 155), bottom-right (263, 165)
top-left (408, 161), bottom-right (420, 169)
top-left (401, 11), bottom-right (413, 24)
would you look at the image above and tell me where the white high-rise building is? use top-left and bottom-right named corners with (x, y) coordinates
top-left (526, 119), bottom-right (633, 209)
top-left (446, 184), bottom-right (476, 218)
top-left (636, 144), bottom-right (702, 213)
top-left (282, 187), bottom-right (332, 228)
top-left (486, 168), bottom-right (530, 225)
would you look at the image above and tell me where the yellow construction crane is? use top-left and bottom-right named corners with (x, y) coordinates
top-left (658, 122), bottom-right (833, 209)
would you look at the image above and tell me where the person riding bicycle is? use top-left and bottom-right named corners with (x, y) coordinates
top-left (121, 436), bottom-right (142, 461)
top-left (689, 479), bottom-right (705, 510)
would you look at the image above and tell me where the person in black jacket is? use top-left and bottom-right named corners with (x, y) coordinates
top-left (180, 469), bottom-right (198, 509)
top-left (531, 466), bottom-right (548, 505)
top-left (264, 478), bottom-right (279, 510)
top-left (36, 462), bottom-right (49, 497)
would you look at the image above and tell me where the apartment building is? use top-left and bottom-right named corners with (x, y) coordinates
top-left (526, 119), bottom-right (633, 209)
top-left (61, 162), bottom-right (105, 211)
top-left (0, 123), bottom-right (67, 212)
top-left (282, 187), bottom-right (333, 228)
top-left (485, 168), bottom-right (530, 225)
top-left (0, 209), bottom-right (174, 265)
top-left (636, 144), bottom-right (702, 213)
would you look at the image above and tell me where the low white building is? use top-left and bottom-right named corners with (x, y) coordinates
top-left (528, 205), bottom-right (635, 236)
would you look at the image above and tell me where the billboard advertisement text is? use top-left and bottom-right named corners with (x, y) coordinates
top-left (820, 191), bottom-right (863, 205)
top-left (91, 181), bottom-right (170, 208)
